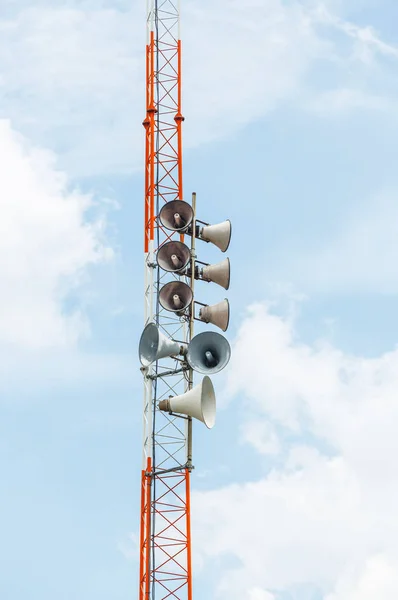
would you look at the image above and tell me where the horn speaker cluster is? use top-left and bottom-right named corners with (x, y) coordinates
top-left (140, 196), bottom-right (232, 428)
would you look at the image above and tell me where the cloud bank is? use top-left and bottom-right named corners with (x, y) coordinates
top-left (0, 120), bottom-right (111, 350)
top-left (193, 303), bottom-right (398, 599)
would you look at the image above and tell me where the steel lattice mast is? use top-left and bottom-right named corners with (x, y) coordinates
top-left (140, 2), bottom-right (191, 598)
top-left (139, 2), bottom-right (232, 598)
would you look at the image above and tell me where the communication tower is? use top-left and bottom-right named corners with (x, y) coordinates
top-left (138, 2), bottom-right (232, 598)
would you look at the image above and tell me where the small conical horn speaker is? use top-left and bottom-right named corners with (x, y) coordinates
top-left (158, 376), bottom-right (216, 429)
top-left (201, 258), bottom-right (230, 290)
top-left (160, 281), bottom-right (193, 313)
top-left (157, 241), bottom-right (191, 273)
top-left (200, 220), bottom-right (231, 252)
top-left (139, 323), bottom-right (185, 367)
top-left (159, 200), bottom-right (194, 232)
top-left (199, 299), bottom-right (230, 332)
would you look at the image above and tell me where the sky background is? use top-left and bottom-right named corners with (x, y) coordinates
top-left (1, 0), bottom-right (398, 598)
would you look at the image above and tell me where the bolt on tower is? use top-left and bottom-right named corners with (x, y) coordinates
top-left (138, 2), bottom-right (232, 598)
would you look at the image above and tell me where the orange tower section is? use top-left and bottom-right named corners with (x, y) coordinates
top-left (139, 1), bottom-right (191, 599)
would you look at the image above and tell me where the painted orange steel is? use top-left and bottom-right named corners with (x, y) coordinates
top-left (139, 470), bottom-right (145, 597)
top-left (143, 33), bottom-right (156, 253)
top-left (139, 457), bottom-right (152, 600)
top-left (151, 470), bottom-right (191, 598)
top-left (185, 470), bottom-right (193, 598)
top-left (140, 468), bottom-right (191, 598)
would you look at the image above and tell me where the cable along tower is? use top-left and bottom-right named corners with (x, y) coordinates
top-left (138, 2), bottom-right (232, 598)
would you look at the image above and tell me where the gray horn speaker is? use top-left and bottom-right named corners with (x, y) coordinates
top-left (201, 258), bottom-right (230, 290)
top-left (187, 331), bottom-right (231, 375)
top-left (157, 241), bottom-right (191, 273)
top-left (199, 299), bottom-right (230, 332)
top-left (200, 220), bottom-right (232, 252)
top-left (158, 376), bottom-right (216, 429)
top-left (139, 323), bottom-right (186, 367)
top-left (159, 200), bottom-right (194, 232)
top-left (159, 281), bottom-right (193, 313)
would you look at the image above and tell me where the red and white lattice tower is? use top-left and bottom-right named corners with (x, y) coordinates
top-left (138, 2), bottom-right (232, 598)
top-left (140, 2), bottom-right (191, 598)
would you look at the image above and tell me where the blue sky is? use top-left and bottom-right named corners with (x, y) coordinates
top-left (2, 1), bottom-right (398, 599)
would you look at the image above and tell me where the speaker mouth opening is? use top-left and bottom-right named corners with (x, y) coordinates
top-left (204, 348), bottom-right (220, 369)
top-left (139, 323), bottom-right (159, 367)
top-left (159, 281), bottom-right (193, 313)
top-left (157, 241), bottom-right (191, 273)
top-left (158, 200), bottom-right (194, 233)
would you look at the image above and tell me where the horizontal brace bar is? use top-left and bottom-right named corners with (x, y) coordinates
top-left (145, 464), bottom-right (194, 478)
top-left (148, 367), bottom-right (187, 379)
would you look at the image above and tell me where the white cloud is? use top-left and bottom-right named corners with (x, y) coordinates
top-left (192, 303), bottom-right (398, 599)
top-left (0, 119), bottom-right (111, 350)
top-left (240, 419), bottom-right (281, 456)
top-left (315, 5), bottom-right (398, 62)
top-left (0, 1), bottom-right (396, 176)
top-left (325, 556), bottom-right (398, 600)
top-left (0, 5), bottom-right (143, 176)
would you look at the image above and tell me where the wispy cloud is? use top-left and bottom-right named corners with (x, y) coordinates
top-left (1, 1), bottom-right (397, 176)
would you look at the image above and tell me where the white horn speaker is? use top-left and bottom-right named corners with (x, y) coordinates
top-left (201, 258), bottom-right (230, 290)
top-left (187, 331), bottom-right (231, 375)
top-left (158, 376), bottom-right (216, 429)
top-left (159, 281), bottom-right (193, 313)
top-left (200, 220), bottom-right (231, 252)
top-left (139, 323), bottom-right (185, 367)
top-left (199, 299), bottom-right (230, 332)
top-left (159, 200), bottom-right (194, 232)
top-left (157, 241), bottom-right (191, 273)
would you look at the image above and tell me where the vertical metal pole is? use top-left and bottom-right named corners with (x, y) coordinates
top-left (189, 192), bottom-right (196, 342)
top-left (187, 192), bottom-right (196, 470)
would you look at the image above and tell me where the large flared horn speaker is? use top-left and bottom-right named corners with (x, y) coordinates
top-left (201, 258), bottom-right (230, 290)
top-left (199, 299), bottom-right (230, 332)
top-left (200, 220), bottom-right (232, 252)
top-left (159, 281), bottom-right (193, 313)
top-left (187, 331), bottom-right (231, 375)
top-left (159, 200), bottom-right (194, 232)
top-left (157, 241), bottom-right (191, 273)
top-left (158, 376), bottom-right (216, 429)
top-left (139, 323), bottom-right (185, 367)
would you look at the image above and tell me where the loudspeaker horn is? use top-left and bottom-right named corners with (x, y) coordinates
top-left (157, 241), bottom-right (191, 273)
top-left (200, 220), bottom-right (232, 252)
top-left (139, 323), bottom-right (186, 367)
top-left (187, 331), bottom-right (231, 375)
top-left (159, 200), bottom-right (194, 232)
top-left (199, 299), bottom-right (230, 332)
top-left (159, 281), bottom-right (193, 313)
top-left (201, 258), bottom-right (230, 290)
top-left (158, 376), bottom-right (216, 429)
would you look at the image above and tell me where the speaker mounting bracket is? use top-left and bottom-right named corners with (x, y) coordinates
top-left (148, 366), bottom-right (189, 380)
